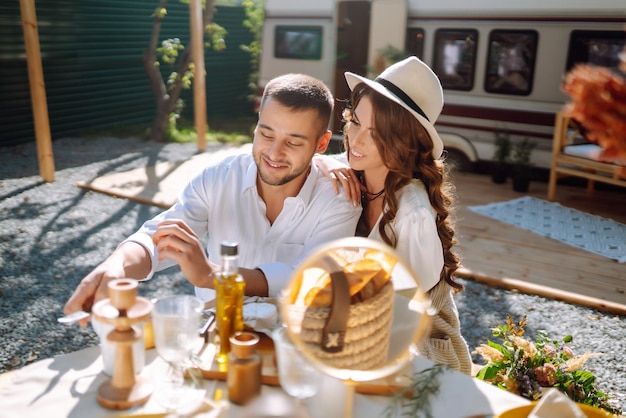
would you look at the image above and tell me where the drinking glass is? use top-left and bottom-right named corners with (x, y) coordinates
top-left (272, 327), bottom-right (321, 415)
top-left (152, 295), bottom-right (204, 411)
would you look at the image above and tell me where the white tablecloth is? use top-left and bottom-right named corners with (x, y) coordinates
top-left (0, 344), bottom-right (529, 418)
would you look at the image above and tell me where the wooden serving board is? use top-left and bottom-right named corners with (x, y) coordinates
top-left (193, 331), bottom-right (410, 397)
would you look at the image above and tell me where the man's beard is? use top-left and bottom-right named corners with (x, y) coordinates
top-left (257, 169), bottom-right (302, 186)
top-left (255, 156), bottom-right (308, 186)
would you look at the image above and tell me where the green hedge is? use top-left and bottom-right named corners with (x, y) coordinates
top-left (0, 1), bottom-right (254, 147)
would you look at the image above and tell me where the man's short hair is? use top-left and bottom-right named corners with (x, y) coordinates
top-left (260, 73), bottom-right (334, 132)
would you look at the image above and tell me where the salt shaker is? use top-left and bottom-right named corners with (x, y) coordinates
top-left (227, 331), bottom-right (262, 405)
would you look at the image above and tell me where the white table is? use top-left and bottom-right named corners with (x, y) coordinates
top-left (0, 343), bottom-right (529, 418)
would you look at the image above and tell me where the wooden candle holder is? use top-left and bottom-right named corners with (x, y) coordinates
top-left (92, 279), bottom-right (153, 410)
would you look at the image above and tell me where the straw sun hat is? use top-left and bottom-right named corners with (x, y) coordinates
top-left (344, 56), bottom-right (445, 159)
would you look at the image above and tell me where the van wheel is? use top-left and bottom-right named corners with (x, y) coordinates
top-left (443, 149), bottom-right (473, 172)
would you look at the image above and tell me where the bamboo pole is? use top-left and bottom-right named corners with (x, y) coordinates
top-left (189, 0), bottom-right (207, 152)
top-left (19, 0), bottom-right (55, 182)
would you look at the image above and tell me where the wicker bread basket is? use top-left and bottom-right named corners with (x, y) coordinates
top-left (298, 280), bottom-right (394, 369)
top-left (282, 238), bottom-right (432, 379)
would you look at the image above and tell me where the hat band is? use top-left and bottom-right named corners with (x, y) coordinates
top-left (375, 77), bottom-right (430, 122)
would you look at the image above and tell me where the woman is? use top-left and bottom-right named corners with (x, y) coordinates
top-left (317, 56), bottom-right (473, 374)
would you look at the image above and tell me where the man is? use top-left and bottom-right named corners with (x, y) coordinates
top-left (64, 73), bottom-right (361, 320)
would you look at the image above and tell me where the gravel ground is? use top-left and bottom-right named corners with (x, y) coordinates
top-left (1, 136), bottom-right (624, 412)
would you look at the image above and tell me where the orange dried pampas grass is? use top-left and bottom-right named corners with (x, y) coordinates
top-left (562, 61), bottom-right (626, 166)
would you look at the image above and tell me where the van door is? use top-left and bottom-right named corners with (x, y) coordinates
top-left (333, 1), bottom-right (371, 133)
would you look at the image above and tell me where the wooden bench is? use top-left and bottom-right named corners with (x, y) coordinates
top-left (547, 111), bottom-right (626, 201)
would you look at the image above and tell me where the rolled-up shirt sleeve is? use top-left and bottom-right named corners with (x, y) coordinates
top-left (256, 262), bottom-right (293, 297)
top-left (121, 220), bottom-right (160, 281)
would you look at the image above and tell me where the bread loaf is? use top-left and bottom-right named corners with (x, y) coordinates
top-left (294, 252), bottom-right (397, 308)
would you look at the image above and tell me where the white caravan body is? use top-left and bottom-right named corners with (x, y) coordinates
top-left (258, 0), bottom-right (626, 168)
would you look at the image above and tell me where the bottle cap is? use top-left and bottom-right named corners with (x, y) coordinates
top-left (221, 241), bottom-right (239, 256)
top-left (230, 332), bottom-right (259, 359)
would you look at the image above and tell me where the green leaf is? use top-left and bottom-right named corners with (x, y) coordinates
top-left (574, 370), bottom-right (596, 385)
top-left (488, 340), bottom-right (513, 360)
top-left (383, 364), bottom-right (447, 418)
top-left (476, 364), bottom-right (500, 381)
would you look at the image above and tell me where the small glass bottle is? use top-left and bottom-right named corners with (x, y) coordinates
top-left (227, 332), bottom-right (262, 405)
top-left (214, 241), bottom-right (245, 364)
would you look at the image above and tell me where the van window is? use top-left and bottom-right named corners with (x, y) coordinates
top-left (274, 26), bottom-right (323, 60)
top-left (406, 28), bottom-right (425, 59)
top-left (485, 30), bottom-right (538, 96)
top-left (432, 29), bottom-right (478, 91)
top-left (566, 30), bottom-right (626, 71)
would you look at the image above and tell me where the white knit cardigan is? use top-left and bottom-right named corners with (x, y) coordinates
top-left (415, 279), bottom-right (473, 375)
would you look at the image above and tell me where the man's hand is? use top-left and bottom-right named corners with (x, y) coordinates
top-left (63, 259), bottom-right (127, 327)
top-left (152, 219), bottom-right (215, 288)
top-left (63, 242), bottom-right (150, 327)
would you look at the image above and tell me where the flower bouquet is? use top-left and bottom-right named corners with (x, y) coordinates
top-left (475, 315), bottom-right (622, 415)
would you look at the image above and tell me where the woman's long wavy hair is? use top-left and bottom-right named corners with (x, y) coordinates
top-left (344, 83), bottom-right (463, 292)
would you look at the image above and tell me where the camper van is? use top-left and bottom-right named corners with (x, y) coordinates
top-left (258, 0), bottom-right (626, 169)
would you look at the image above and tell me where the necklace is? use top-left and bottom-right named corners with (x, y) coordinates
top-left (362, 188), bottom-right (385, 201)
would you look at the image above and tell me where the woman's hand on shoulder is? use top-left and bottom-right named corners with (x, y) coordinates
top-left (313, 155), bottom-right (361, 206)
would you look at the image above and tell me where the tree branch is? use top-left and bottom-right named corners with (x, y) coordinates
top-left (143, 0), bottom-right (168, 102)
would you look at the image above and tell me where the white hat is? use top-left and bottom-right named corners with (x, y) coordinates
top-left (344, 56), bottom-right (444, 159)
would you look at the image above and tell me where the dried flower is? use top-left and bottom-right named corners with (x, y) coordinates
top-left (561, 345), bottom-right (575, 359)
top-left (533, 364), bottom-right (557, 386)
top-left (542, 344), bottom-right (557, 359)
top-left (510, 335), bottom-right (537, 359)
top-left (565, 352), bottom-right (604, 372)
top-left (563, 64), bottom-right (626, 147)
top-left (475, 344), bottom-right (506, 363)
top-left (475, 315), bottom-right (622, 415)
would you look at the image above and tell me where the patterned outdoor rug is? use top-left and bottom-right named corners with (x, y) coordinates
top-left (468, 196), bottom-right (626, 263)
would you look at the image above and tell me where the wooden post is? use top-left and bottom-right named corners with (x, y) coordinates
top-left (189, 0), bottom-right (207, 152)
top-left (19, 0), bottom-right (55, 182)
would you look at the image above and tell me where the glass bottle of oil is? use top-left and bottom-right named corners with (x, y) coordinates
top-left (214, 241), bottom-right (245, 365)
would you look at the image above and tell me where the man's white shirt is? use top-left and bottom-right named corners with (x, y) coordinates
top-left (124, 153), bottom-right (361, 301)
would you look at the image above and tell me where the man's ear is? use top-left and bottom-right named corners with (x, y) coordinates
top-left (316, 130), bottom-right (332, 154)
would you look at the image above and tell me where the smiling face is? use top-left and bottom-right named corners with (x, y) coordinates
top-left (345, 96), bottom-right (389, 182)
top-left (253, 97), bottom-right (330, 187)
